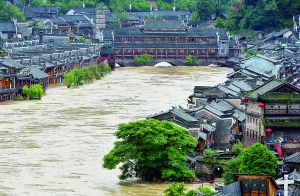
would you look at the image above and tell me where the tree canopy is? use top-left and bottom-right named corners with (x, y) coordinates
top-left (102, 119), bottom-right (198, 181)
top-left (0, 1), bottom-right (25, 21)
top-left (239, 143), bottom-right (277, 176)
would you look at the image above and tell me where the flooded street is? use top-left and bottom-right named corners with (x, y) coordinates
top-left (0, 66), bottom-right (231, 196)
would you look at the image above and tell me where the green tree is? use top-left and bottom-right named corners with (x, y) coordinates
top-left (133, 54), bottom-right (152, 66)
top-left (22, 85), bottom-right (31, 99)
top-left (164, 182), bottom-right (197, 196)
top-left (222, 154), bottom-right (242, 185)
top-left (0, 2), bottom-right (25, 21)
top-left (194, 0), bottom-right (214, 21)
top-left (22, 84), bottom-right (44, 100)
top-left (186, 55), bottom-right (198, 66)
top-left (102, 119), bottom-right (197, 181)
top-left (239, 143), bottom-right (277, 176)
top-left (30, 84), bottom-right (44, 99)
top-left (97, 62), bottom-right (112, 77)
top-left (222, 141), bottom-right (244, 185)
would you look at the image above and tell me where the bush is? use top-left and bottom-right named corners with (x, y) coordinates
top-left (133, 54), bottom-right (152, 66)
top-left (22, 84), bottom-right (44, 100)
top-left (13, 94), bottom-right (24, 101)
top-left (198, 187), bottom-right (216, 195)
top-left (185, 55), bottom-right (198, 66)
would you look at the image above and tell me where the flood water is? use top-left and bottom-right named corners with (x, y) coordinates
top-left (0, 66), bottom-right (231, 196)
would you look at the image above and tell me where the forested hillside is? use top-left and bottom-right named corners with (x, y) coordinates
top-left (2, 0), bottom-right (300, 33)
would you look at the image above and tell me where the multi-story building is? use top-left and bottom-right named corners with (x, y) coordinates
top-left (102, 21), bottom-right (230, 66)
top-left (243, 78), bottom-right (300, 156)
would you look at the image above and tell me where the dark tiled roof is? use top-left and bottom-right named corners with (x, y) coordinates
top-left (114, 42), bottom-right (218, 49)
top-left (231, 80), bottom-right (253, 91)
top-left (105, 13), bottom-right (116, 22)
top-left (143, 21), bottom-right (186, 29)
top-left (151, 10), bottom-right (191, 17)
top-left (203, 104), bottom-right (226, 117)
top-left (171, 107), bottom-right (198, 122)
top-left (21, 6), bottom-right (35, 18)
top-left (30, 66), bottom-right (49, 79)
top-left (49, 18), bottom-right (68, 25)
top-left (245, 79), bottom-right (284, 100)
top-left (68, 7), bottom-right (95, 14)
top-left (284, 152), bottom-right (300, 163)
top-left (109, 27), bottom-right (228, 39)
top-left (100, 45), bottom-right (117, 55)
top-left (273, 28), bottom-right (291, 37)
top-left (217, 84), bottom-right (239, 97)
top-left (0, 22), bottom-right (16, 32)
top-left (203, 123), bottom-right (216, 132)
top-left (209, 101), bottom-right (232, 112)
top-left (59, 15), bottom-right (90, 23)
top-left (0, 58), bottom-right (24, 69)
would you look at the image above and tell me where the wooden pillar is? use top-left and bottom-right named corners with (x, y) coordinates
top-left (155, 48), bottom-right (157, 58)
top-left (207, 49), bottom-right (209, 57)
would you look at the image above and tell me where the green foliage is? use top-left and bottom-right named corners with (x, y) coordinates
top-left (22, 84), bottom-right (44, 100)
top-left (263, 119), bottom-right (300, 127)
top-left (148, 14), bottom-right (163, 21)
top-left (216, 17), bottom-right (227, 28)
top-left (133, 54), bottom-right (152, 66)
top-left (245, 50), bottom-right (264, 58)
top-left (0, 2), bottom-right (25, 21)
top-left (239, 143), bottom-right (277, 176)
top-left (198, 186), bottom-right (216, 194)
top-left (34, 24), bottom-right (43, 29)
top-left (164, 183), bottom-right (197, 196)
top-left (63, 63), bottom-right (111, 88)
top-left (203, 149), bottom-right (219, 161)
top-left (231, 141), bottom-right (243, 155)
top-left (157, 0), bottom-right (173, 11)
top-left (30, 84), bottom-right (44, 99)
top-left (132, 0), bottom-right (152, 12)
top-left (185, 55), bottom-right (198, 66)
top-left (102, 119), bottom-right (197, 181)
top-left (164, 183), bottom-right (187, 196)
top-left (188, 12), bottom-right (200, 23)
top-left (185, 189), bottom-right (197, 196)
top-left (13, 94), bottom-right (24, 101)
top-left (77, 36), bottom-right (86, 43)
top-left (0, 50), bottom-right (4, 56)
top-left (22, 85), bottom-right (31, 99)
top-left (222, 154), bottom-right (242, 185)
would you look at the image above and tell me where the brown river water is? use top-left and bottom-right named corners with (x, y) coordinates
top-left (0, 66), bottom-right (231, 196)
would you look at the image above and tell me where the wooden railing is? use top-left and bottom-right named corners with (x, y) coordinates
top-left (265, 109), bottom-right (300, 116)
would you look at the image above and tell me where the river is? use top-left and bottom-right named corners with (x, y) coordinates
top-left (0, 66), bottom-right (232, 196)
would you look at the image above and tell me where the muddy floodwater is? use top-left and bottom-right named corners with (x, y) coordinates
top-left (0, 66), bottom-right (231, 196)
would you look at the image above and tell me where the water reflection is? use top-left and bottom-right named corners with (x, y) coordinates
top-left (0, 66), bottom-right (231, 195)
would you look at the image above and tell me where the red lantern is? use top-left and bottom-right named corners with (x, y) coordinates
top-left (258, 103), bottom-right (264, 108)
top-left (266, 128), bottom-right (272, 134)
top-left (242, 98), bottom-right (248, 103)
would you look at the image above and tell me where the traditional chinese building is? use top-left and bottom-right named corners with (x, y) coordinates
top-left (103, 21), bottom-right (230, 66)
top-left (242, 78), bottom-right (300, 156)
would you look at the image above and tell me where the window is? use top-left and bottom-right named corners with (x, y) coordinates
top-left (278, 106), bottom-right (280, 108)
